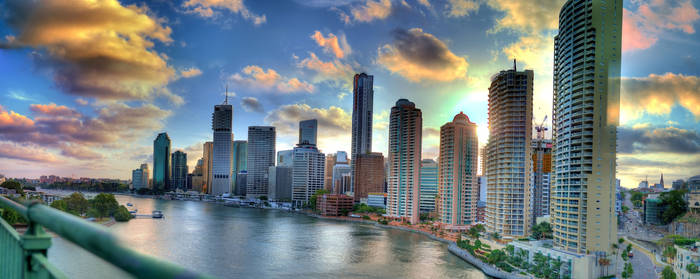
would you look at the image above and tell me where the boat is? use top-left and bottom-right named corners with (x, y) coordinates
top-left (127, 203), bottom-right (133, 206)
top-left (128, 209), bottom-right (138, 214)
top-left (152, 210), bottom-right (163, 218)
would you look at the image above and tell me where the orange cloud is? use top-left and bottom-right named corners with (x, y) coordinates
top-left (230, 65), bottom-right (314, 93)
top-left (182, 0), bottom-right (266, 25)
top-left (621, 73), bottom-right (700, 122)
top-left (1, 0), bottom-right (182, 105)
top-left (265, 103), bottom-right (351, 152)
top-left (350, 0), bottom-right (392, 23)
top-left (181, 67), bottom-right (203, 78)
top-left (376, 28), bottom-right (468, 82)
top-left (30, 103), bottom-right (81, 118)
top-left (297, 52), bottom-right (356, 88)
top-left (311, 31), bottom-right (351, 59)
top-left (622, 0), bottom-right (700, 52)
top-left (446, 0), bottom-right (480, 17)
top-left (0, 105), bottom-right (35, 132)
top-left (0, 142), bottom-right (59, 163)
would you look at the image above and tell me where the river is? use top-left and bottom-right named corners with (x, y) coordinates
top-left (47, 195), bottom-right (487, 279)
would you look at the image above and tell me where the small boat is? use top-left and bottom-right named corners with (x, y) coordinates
top-left (152, 210), bottom-right (163, 218)
top-left (127, 203), bottom-right (133, 206)
top-left (128, 209), bottom-right (138, 214)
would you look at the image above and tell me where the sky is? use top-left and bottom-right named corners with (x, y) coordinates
top-left (0, 0), bottom-right (699, 188)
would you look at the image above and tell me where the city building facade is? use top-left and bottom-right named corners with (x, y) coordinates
top-left (317, 194), bottom-right (354, 216)
top-left (291, 145), bottom-right (325, 206)
top-left (299, 119), bottom-right (318, 146)
top-left (232, 140), bottom-right (248, 195)
top-left (354, 153), bottom-right (385, 203)
top-left (485, 64), bottom-right (533, 239)
top-left (247, 126), bottom-right (276, 198)
top-left (171, 150), bottom-right (188, 190)
top-left (387, 99), bottom-right (422, 224)
top-left (202, 141), bottom-right (213, 194)
top-left (351, 73), bottom-right (374, 193)
top-left (438, 112), bottom-right (479, 229)
top-left (153, 132), bottom-right (171, 191)
top-left (212, 103), bottom-right (233, 196)
top-left (419, 159), bottom-right (438, 212)
top-left (551, 0), bottom-right (622, 254)
top-left (531, 139), bottom-right (553, 222)
top-left (268, 166), bottom-right (293, 201)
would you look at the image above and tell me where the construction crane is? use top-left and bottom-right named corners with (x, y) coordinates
top-left (535, 115), bottom-right (548, 140)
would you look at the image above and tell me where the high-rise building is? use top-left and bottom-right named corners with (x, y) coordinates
top-left (191, 159), bottom-right (205, 192)
top-left (277, 150), bottom-right (294, 167)
top-left (419, 159), bottom-right (438, 212)
top-left (332, 161), bottom-right (351, 194)
top-left (291, 144), bottom-right (325, 206)
top-left (132, 164), bottom-right (149, 190)
top-left (299, 119), bottom-right (318, 146)
top-left (268, 166), bottom-right (293, 201)
top-left (673, 179), bottom-right (685, 190)
top-left (140, 163), bottom-right (150, 189)
top-left (552, 0), bottom-right (622, 254)
top-left (531, 139), bottom-right (552, 222)
top-left (437, 112), bottom-right (479, 228)
top-left (478, 176), bottom-right (487, 203)
top-left (485, 64), bottom-right (533, 239)
top-left (232, 140), bottom-right (248, 194)
top-left (324, 153), bottom-right (337, 191)
top-left (387, 99), bottom-right (422, 224)
top-left (351, 73), bottom-right (374, 193)
top-left (171, 150), bottom-right (188, 190)
top-left (354, 153), bottom-right (385, 202)
top-left (202, 141), bottom-right (213, 194)
top-left (211, 100), bottom-right (233, 196)
top-left (247, 126), bottom-right (276, 198)
top-left (235, 171), bottom-right (247, 196)
top-left (153, 132), bottom-right (171, 191)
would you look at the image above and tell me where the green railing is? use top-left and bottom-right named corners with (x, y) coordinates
top-left (0, 196), bottom-right (214, 279)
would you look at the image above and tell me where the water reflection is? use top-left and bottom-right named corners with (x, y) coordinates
top-left (49, 195), bottom-right (487, 279)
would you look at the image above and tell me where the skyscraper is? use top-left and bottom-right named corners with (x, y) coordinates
top-left (131, 164), bottom-right (149, 190)
top-left (485, 64), bottom-right (533, 239)
top-left (419, 159), bottom-right (438, 212)
top-left (140, 163), bottom-right (150, 189)
top-left (324, 153), bottom-right (337, 191)
top-left (299, 119), bottom-right (318, 146)
top-left (291, 144), bottom-right (325, 206)
top-left (153, 132), bottom-right (171, 191)
top-left (171, 150), bottom-right (188, 190)
top-left (202, 141), bottom-right (213, 194)
top-left (354, 153), bottom-right (385, 202)
top-left (351, 73), bottom-right (374, 193)
top-left (332, 157), bottom-right (351, 194)
top-left (438, 112), bottom-right (479, 229)
top-left (386, 99), bottom-right (422, 224)
top-left (531, 138), bottom-right (552, 222)
top-left (247, 126), bottom-right (276, 198)
top-left (212, 101), bottom-right (233, 196)
top-left (232, 140), bottom-right (248, 194)
top-left (552, 0), bottom-right (621, 254)
top-left (268, 166), bottom-right (293, 201)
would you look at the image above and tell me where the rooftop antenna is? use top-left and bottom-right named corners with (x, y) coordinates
top-left (224, 84), bottom-right (229, 104)
top-left (513, 59), bottom-right (517, 71)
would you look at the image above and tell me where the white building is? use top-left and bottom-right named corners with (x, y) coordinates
top-left (291, 144), bottom-right (325, 207)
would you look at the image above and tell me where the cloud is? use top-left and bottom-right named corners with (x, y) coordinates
top-left (350, 0), bottom-right (392, 23)
top-left (75, 98), bottom-right (89, 106)
top-left (230, 65), bottom-right (314, 93)
top-left (1, 0), bottom-right (183, 105)
top-left (0, 103), bottom-right (171, 160)
top-left (623, 0), bottom-right (700, 52)
top-left (6, 90), bottom-right (36, 102)
top-left (30, 103), bottom-right (81, 118)
top-left (181, 141), bottom-right (204, 168)
top-left (0, 142), bottom-right (59, 163)
top-left (620, 73), bottom-right (700, 122)
top-left (487, 0), bottom-right (564, 33)
top-left (376, 28), bottom-right (468, 82)
top-left (297, 52), bottom-right (356, 87)
top-left (423, 127), bottom-right (440, 138)
top-left (311, 31), bottom-right (352, 59)
top-left (181, 67), bottom-right (203, 78)
top-left (241, 97), bottom-right (264, 112)
top-left (265, 104), bottom-right (351, 151)
top-left (182, 0), bottom-right (267, 25)
top-left (445, 0), bottom-right (480, 17)
top-left (418, 0), bottom-right (431, 7)
top-left (618, 126), bottom-right (700, 154)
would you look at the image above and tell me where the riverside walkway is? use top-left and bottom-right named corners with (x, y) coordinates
top-left (0, 196), bottom-right (212, 279)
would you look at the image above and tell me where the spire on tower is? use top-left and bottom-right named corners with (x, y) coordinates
top-left (224, 84), bottom-right (229, 104)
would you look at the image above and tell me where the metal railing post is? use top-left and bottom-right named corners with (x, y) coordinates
top-left (21, 201), bottom-right (54, 279)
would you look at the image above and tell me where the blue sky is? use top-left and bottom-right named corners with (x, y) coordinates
top-left (0, 0), bottom-right (699, 188)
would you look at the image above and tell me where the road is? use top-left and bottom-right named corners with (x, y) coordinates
top-left (616, 190), bottom-right (666, 278)
top-left (614, 246), bottom-right (660, 279)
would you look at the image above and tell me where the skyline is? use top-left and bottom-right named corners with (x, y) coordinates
top-left (1, 0), bottom-right (699, 188)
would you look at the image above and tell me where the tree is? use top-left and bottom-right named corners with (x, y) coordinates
top-left (308, 189), bottom-right (330, 210)
top-left (50, 199), bottom-right (68, 212)
top-left (687, 263), bottom-right (700, 273)
top-left (660, 190), bottom-right (688, 224)
top-left (487, 249), bottom-right (507, 264)
top-left (492, 232), bottom-right (501, 240)
top-left (622, 205), bottom-right (630, 214)
top-left (64, 192), bottom-right (89, 215)
top-left (662, 266), bottom-right (677, 279)
top-left (1, 180), bottom-right (24, 195)
top-left (621, 262), bottom-right (634, 279)
top-left (531, 222), bottom-right (553, 239)
top-left (468, 224), bottom-right (485, 239)
top-left (114, 205), bottom-right (132, 222)
top-left (91, 193), bottom-right (119, 219)
top-left (664, 246), bottom-right (677, 262)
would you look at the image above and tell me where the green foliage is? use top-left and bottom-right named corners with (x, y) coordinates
top-left (114, 205), bottom-right (132, 222)
top-left (505, 244), bottom-right (514, 256)
top-left (64, 192), bottom-right (89, 215)
top-left (362, 215), bottom-right (371, 220)
top-left (1, 207), bottom-right (26, 225)
top-left (630, 191), bottom-right (644, 204)
top-left (633, 200), bottom-right (643, 208)
top-left (259, 195), bottom-right (268, 201)
top-left (308, 189), bottom-right (331, 210)
top-left (353, 203), bottom-right (386, 214)
top-left (487, 249), bottom-right (506, 264)
top-left (663, 246), bottom-right (677, 260)
top-left (622, 205), bottom-right (629, 214)
top-left (531, 221), bottom-right (553, 239)
top-left (620, 191), bottom-right (626, 200)
top-left (662, 265), bottom-right (676, 279)
top-left (378, 219), bottom-right (388, 225)
top-left (468, 224), bottom-right (485, 239)
top-left (621, 262), bottom-right (634, 278)
top-left (50, 199), bottom-right (68, 212)
top-left (1, 180), bottom-right (24, 195)
top-left (42, 181), bottom-right (129, 192)
top-left (91, 193), bottom-right (119, 219)
top-left (659, 190), bottom-right (688, 224)
top-left (687, 263), bottom-right (700, 273)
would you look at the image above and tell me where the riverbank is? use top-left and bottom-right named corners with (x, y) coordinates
top-left (301, 211), bottom-right (526, 279)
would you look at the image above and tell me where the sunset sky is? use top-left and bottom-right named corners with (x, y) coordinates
top-left (1, 0), bottom-right (699, 188)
